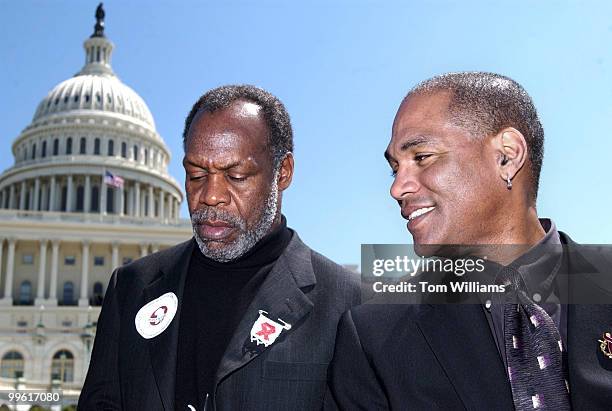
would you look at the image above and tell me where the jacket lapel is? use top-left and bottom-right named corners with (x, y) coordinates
top-left (416, 304), bottom-right (514, 410)
top-left (214, 233), bottom-right (316, 388)
top-left (142, 239), bottom-right (194, 411)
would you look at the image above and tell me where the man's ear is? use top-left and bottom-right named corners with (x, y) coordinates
top-left (277, 152), bottom-right (294, 192)
top-left (492, 127), bottom-right (527, 183)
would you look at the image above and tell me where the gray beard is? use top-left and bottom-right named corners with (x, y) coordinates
top-left (191, 170), bottom-right (280, 262)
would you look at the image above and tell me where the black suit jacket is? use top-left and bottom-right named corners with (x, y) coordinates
top-left (78, 233), bottom-right (361, 411)
top-left (326, 234), bottom-right (612, 410)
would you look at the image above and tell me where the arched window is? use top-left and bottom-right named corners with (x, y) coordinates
top-left (18, 281), bottom-right (32, 305)
top-left (31, 144), bottom-right (37, 160)
top-left (76, 185), bottom-right (84, 212)
top-left (144, 148), bottom-right (148, 165)
top-left (92, 282), bottom-right (104, 306)
top-left (51, 350), bottom-right (74, 382)
top-left (133, 145), bottom-right (139, 162)
top-left (62, 282), bottom-right (74, 306)
top-left (91, 186), bottom-right (100, 212)
top-left (121, 142), bottom-right (127, 158)
top-left (1, 351), bottom-right (24, 379)
top-left (66, 137), bottom-right (73, 155)
top-left (80, 137), bottom-right (87, 154)
top-left (41, 141), bottom-right (47, 158)
top-left (94, 138), bottom-right (101, 155)
top-left (108, 139), bottom-right (114, 156)
top-left (53, 138), bottom-right (59, 156)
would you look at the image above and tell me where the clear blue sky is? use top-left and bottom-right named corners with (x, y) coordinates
top-left (1, 1), bottom-right (611, 265)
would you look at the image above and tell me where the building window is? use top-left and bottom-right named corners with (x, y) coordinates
top-left (1, 351), bottom-right (24, 379)
top-left (61, 186), bottom-right (67, 211)
top-left (22, 254), bottom-right (33, 265)
top-left (144, 148), bottom-right (148, 165)
top-left (64, 256), bottom-right (76, 266)
top-left (53, 138), bottom-right (59, 156)
top-left (94, 138), bottom-right (100, 155)
top-left (31, 144), bottom-right (37, 160)
top-left (121, 142), bottom-right (127, 158)
top-left (66, 137), bottom-right (73, 155)
top-left (108, 139), bottom-right (114, 156)
top-left (92, 282), bottom-right (104, 306)
top-left (80, 137), bottom-right (87, 154)
top-left (76, 185), bottom-right (84, 212)
top-left (18, 281), bottom-right (32, 305)
top-left (94, 256), bottom-right (104, 266)
top-left (74, 94), bottom-right (79, 103)
top-left (61, 282), bottom-right (74, 305)
top-left (51, 350), bottom-right (74, 383)
top-left (42, 141), bottom-right (47, 158)
top-left (91, 186), bottom-right (100, 212)
top-left (133, 145), bottom-right (139, 162)
top-left (106, 187), bottom-right (114, 214)
top-left (85, 94), bottom-right (90, 103)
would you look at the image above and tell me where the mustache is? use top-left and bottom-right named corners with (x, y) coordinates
top-left (191, 207), bottom-right (245, 229)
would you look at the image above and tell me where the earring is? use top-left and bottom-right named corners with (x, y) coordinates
top-left (506, 175), bottom-right (512, 190)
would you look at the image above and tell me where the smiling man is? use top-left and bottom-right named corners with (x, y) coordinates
top-left (79, 85), bottom-right (360, 411)
top-left (326, 72), bottom-right (612, 410)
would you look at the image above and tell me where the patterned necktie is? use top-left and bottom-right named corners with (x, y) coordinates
top-left (501, 267), bottom-right (570, 410)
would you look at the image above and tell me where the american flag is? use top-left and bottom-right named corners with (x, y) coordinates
top-left (104, 171), bottom-right (124, 188)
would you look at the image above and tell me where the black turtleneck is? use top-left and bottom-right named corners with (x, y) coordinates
top-left (175, 216), bottom-right (292, 410)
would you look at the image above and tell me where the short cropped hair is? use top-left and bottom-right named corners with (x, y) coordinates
top-left (183, 85), bottom-right (293, 168)
top-left (406, 72), bottom-right (544, 200)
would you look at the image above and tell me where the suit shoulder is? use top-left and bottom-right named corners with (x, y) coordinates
top-left (348, 303), bottom-right (423, 343)
top-left (116, 239), bottom-right (192, 286)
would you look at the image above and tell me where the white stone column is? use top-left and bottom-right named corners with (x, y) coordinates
top-left (1, 238), bottom-right (16, 304)
top-left (35, 239), bottom-right (48, 304)
top-left (79, 240), bottom-right (90, 306)
top-left (84, 175), bottom-right (91, 212)
top-left (168, 195), bottom-right (174, 220)
top-left (119, 187), bottom-right (125, 216)
top-left (134, 182), bottom-right (140, 217)
top-left (66, 175), bottom-right (74, 212)
top-left (33, 178), bottom-right (40, 211)
top-left (112, 242), bottom-right (119, 269)
top-left (9, 184), bottom-right (15, 209)
top-left (48, 240), bottom-right (60, 305)
top-left (19, 181), bottom-right (26, 210)
top-left (148, 185), bottom-right (154, 217)
top-left (159, 190), bottom-right (165, 219)
top-left (127, 185), bottom-right (134, 216)
top-left (140, 243), bottom-right (148, 258)
top-left (49, 176), bottom-right (56, 211)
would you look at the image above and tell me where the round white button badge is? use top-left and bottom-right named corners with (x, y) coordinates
top-left (135, 292), bottom-right (178, 339)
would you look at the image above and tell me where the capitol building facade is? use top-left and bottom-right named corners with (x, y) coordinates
top-left (0, 5), bottom-right (192, 408)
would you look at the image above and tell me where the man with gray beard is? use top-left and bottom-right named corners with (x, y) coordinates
top-left (79, 85), bottom-right (361, 411)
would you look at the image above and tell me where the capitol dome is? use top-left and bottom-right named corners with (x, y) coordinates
top-left (31, 74), bottom-right (156, 130)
